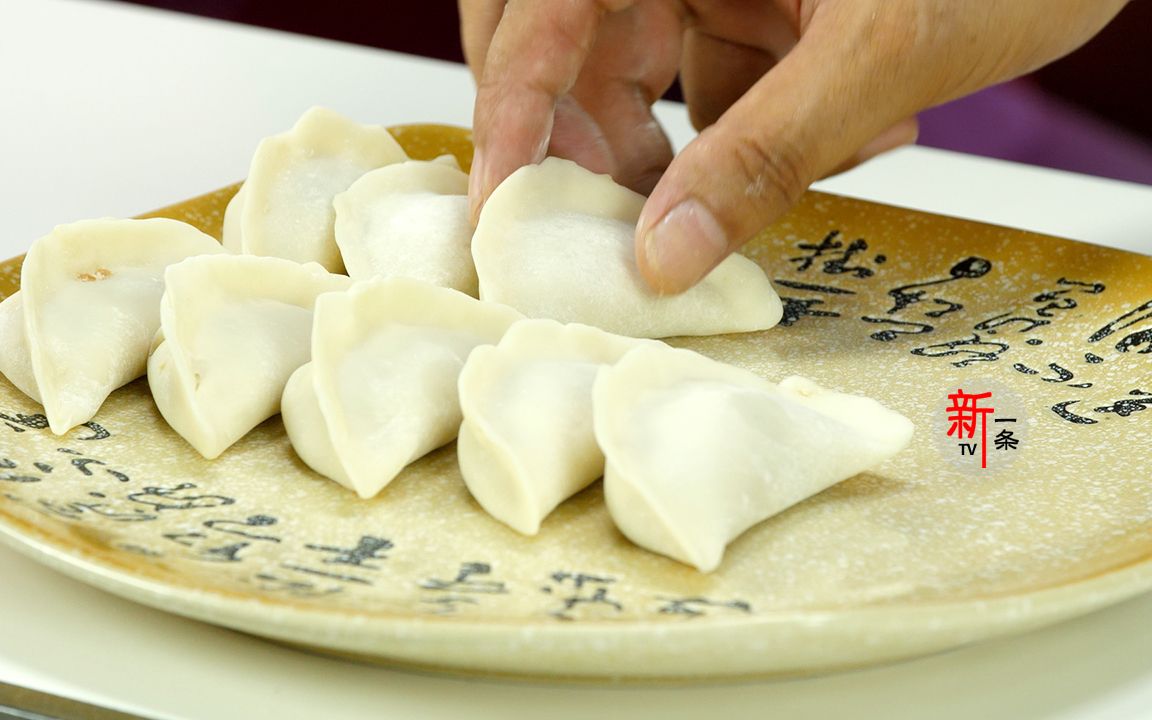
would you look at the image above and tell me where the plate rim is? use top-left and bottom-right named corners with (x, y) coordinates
top-left (3, 503), bottom-right (1151, 679)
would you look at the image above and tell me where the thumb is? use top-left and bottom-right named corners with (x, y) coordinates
top-left (636, 7), bottom-right (922, 294)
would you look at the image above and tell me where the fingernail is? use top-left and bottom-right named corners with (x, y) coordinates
top-left (468, 148), bottom-right (485, 223)
top-left (641, 199), bottom-right (729, 295)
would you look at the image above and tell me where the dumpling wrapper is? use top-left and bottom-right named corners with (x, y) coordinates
top-left (0, 218), bottom-right (224, 434)
top-left (222, 106), bottom-right (408, 272)
top-left (148, 254), bottom-right (352, 459)
top-left (593, 345), bottom-right (914, 572)
top-left (220, 184), bottom-right (246, 254)
top-left (334, 159), bottom-right (476, 294)
top-left (282, 278), bottom-right (524, 499)
top-left (457, 319), bottom-right (659, 534)
top-left (0, 294), bottom-right (37, 402)
top-left (471, 157), bottom-right (783, 338)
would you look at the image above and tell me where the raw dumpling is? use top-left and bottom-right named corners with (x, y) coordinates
top-left (457, 319), bottom-right (659, 534)
top-left (148, 254), bottom-right (352, 458)
top-left (223, 106), bottom-right (408, 272)
top-left (0, 218), bottom-right (224, 434)
top-left (333, 159), bottom-right (475, 294)
top-left (0, 294), bottom-right (37, 401)
top-left (282, 278), bottom-right (523, 499)
top-left (593, 346), bottom-right (914, 572)
top-left (471, 157), bottom-right (783, 338)
top-left (220, 184), bottom-right (246, 254)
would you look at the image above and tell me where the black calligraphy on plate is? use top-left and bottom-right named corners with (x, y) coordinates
top-left (541, 571), bottom-right (623, 621)
top-left (419, 562), bottom-right (508, 614)
top-left (0, 411), bottom-right (109, 440)
top-left (1042, 297), bottom-right (1152, 425)
top-left (862, 256), bottom-right (992, 343)
top-left (655, 596), bottom-right (753, 618)
top-left (775, 230), bottom-right (887, 327)
top-left (911, 276), bottom-right (1104, 368)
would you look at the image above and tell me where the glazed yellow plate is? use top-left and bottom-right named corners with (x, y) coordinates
top-left (0, 125), bottom-right (1149, 681)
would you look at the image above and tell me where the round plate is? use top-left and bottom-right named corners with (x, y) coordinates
top-left (1, 125), bottom-right (1149, 681)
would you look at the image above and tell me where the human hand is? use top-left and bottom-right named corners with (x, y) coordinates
top-left (461, 0), bottom-right (1128, 293)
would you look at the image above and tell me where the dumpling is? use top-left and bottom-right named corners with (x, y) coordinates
top-left (333, 159), bottom-right (475, 294)
top-left (0, 294), bottom-right (37, 401)
top-left (281, 278), bottom-right (523, 499)
top-left (593, 346), bottom-right (914, 572)
top-left (471, 157), bottom-right (783, 338)
top-left (147, 254), bottom-right (352, 459)
top-left (0, 218), bottom-right (224, 434)
top-left (220, 184), bottom-right (246, 254)
top-left (222, 106), bottom-right (408, 272)
top-left (457, 319), bottom-right (659, 534)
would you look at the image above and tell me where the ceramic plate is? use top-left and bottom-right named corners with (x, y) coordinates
top-left (1, 126), bottom-right (1150, 681)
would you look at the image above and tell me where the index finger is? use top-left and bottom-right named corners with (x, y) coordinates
top-left (469, 0), bottom-right (636, 220)
top-left (459, 0), bottom-right (505, 79)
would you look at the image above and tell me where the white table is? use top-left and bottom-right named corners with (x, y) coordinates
top-left (1, 1), bottom-right (1150, 718)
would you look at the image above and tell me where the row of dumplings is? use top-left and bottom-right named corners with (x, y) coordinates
top-left (0, 217), bottom-right (911, 571)
top-left (221, 106), bottom-right (786, 338)
top-left (281, 279), bottom-right (912, 573)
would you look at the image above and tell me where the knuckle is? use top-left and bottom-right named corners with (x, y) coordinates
top-left (728, 131), bottom-right (809, 210)
top-left (543, 6), bottom-right (596, 56)
top-left (474, 74), bottom-right (504, 103)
